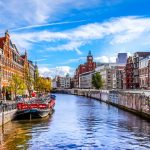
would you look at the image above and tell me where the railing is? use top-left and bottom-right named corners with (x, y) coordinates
top-left (0, 103), bottom-right (17, 113)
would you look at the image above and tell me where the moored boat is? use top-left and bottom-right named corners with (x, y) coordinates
top-left (14, 94), bottom-right (56, 119)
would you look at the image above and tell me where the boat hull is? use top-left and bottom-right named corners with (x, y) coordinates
top-left (14, 108), bottom-right (53, 120)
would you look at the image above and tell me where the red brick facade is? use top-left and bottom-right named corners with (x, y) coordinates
top-left (139, 56), bottom-right (150, 89)
top-left (133, 52), bottom-right (150, 89)
top-left (125, 56), bottom-right (134, 89)
top-left (0, 31), bottom-right (35, 100)
top-left (74, 51), bottom-right (96, 88)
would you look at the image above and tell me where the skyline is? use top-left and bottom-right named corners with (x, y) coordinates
top-left (0, 0), bottom-right (150, 77)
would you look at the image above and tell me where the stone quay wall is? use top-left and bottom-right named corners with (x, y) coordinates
top-left (59, 89), bottom-right (150, 119)
top-left (0, 103), bottom-right (17, 126)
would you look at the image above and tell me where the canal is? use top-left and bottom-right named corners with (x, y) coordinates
top-left (1, 94), bottom-right (150, 150)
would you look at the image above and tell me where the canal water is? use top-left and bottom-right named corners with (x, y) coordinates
top-left (0, 94), bottom-right (150, 150)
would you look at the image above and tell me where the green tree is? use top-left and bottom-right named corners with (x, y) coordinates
top-left (24, 67), bottom-right (34, 97)
top-left (9, 74), bottom-right (26, 99)
top-left (36, 77), bottom-right (51, 93)
top-left (34, 66), bottom-right (39, 91)
top-left (92, 72), bottom-right (103, 89)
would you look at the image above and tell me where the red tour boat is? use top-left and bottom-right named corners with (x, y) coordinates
top-left (15, 94), bottom-right (56, 119)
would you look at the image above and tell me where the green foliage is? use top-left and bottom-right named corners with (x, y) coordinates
top-left (24, 67), bottom-right (34, 96)
top-left (9, 74), bottom-right (26, 99)
top-left (33, 67), bottom-right (52, 93)
top-left (35, 77), bottom-right (52, 92)
top-left (92, 72), bottom-right (103, 89)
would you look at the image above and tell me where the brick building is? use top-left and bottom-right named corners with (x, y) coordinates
top-left (139, 56), bottom-right (150, 89)
top-left (133, 52), bottom-right (150, 89)
top-left (0, 31), bottom-right (36, 100)
top-left (125, 56), bottom-right (134, 89)
top-left (74, 51), bottom-right (96, 88)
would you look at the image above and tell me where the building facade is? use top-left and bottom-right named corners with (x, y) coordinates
top-left (79, 71), bottom-right (94, 89)
top-left (122, 69), bottom-right (126, 89)
top-left (132, 52), bottom-right (150, 89)
top-left (28, 60), bottom-right (35, 80)
top-left (0, 31), bottom-right (25, 99)
top-left (125, 56), bottom-right (134, 89)
top-left (112, 66), bottom-right (125, 89)
top-left (52, 77), bottom-right (58, 89)
top-left (74, 51), bottom-right (96, 88)
top-left (57, 75), bottom-right (71, 89)
top-left (0, 31), bottom-right (35, 100)
top-left (139, 56), bottom-right (150, 89)
top-left (95, 63), bottom-right (117, 90)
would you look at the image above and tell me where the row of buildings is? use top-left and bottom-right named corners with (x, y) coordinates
top-left (0, 31), bottom-right (38, 100)
top-left (53, 51), bottom-right (150, 90)
top-left (52, 74), bottom-right (72, 89)
top-left (124, 52), bottom-right (150, 89)
top-left (52, 51), bottom-right (96, 89)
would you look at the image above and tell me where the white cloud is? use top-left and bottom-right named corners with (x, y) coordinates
top-left (11, 20), bottom-right (86, 31)
top-left (47, 41), bottom-right (84, 54)
top-left (10, 16), bottom-right (150, 53)
top-left (0, 0), bottom-right (101, 27)
top-left (95, 56), bottom-right (116, 63)
top-left (38, 66), bottom-right (74, 78)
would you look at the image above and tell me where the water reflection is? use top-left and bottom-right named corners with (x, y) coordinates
top-left (0, 116), bottom-right (52, 150)
top-left (0, 94), bottom-right (150, 149)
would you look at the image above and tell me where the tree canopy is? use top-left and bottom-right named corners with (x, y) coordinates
top-left (9, 74), bottom-right (26, 99)
top-left (92, 72), bottom-right (103, 89)
top-left (35, 77), bottom-right (52, 93)
top-left (24, 67), bottom-right (34, 97)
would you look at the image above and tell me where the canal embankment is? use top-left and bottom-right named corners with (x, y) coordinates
top-left (0, 103), bottom-right (17, 126)
top-left (56, 89), bottom-right (150, 120)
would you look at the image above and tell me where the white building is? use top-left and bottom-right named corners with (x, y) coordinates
top-left (65, 76), bottom-right (71, 88)
top-left (52, 78), bottom-right (57, 89)
top-left (58, 75), bottom-right (71, 89)
top-left (79, 71), bottom-right (94, 89)
top-left (95, 63), bottom-right (118, 89)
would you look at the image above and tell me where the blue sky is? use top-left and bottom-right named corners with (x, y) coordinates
top-left (0, 0), bottom-right (150, 77)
